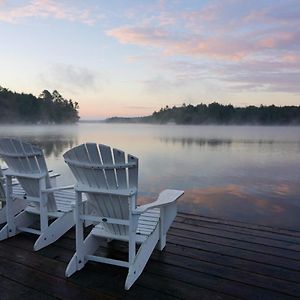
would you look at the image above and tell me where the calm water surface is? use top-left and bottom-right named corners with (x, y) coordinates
top-left (0, 123), bottom-right (300, 230)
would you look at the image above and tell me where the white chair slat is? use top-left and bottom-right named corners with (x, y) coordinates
top-left (113, 149), bottom-right (127, 189)
top-left (99, 144), bottom-right (117, 189)
top-left (64, 148), bottom-right (81, 183)
top-left (2, 139), bottom-right (22, 173)
top-left (98, 144), bottom-right (121, 235)
top-left (128, 154), bottom-right (138, 189)
top-left (113, 148), bottom-right (129, 235)
top-left (138, 219), bottom-right (158, 226)
top-left (139, 213), bottom-right (160, 220)
top-left (22, 142), bottom-right (40, 173)
top-left (85, 143), bottom-right (102, 189)
top-left (75, 144), bottom-right (95, 188)
top-left (12, 139), bottom-right (29, 173)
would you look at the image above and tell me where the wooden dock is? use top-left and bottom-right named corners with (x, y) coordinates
top-left (0, 212), bottom-right (300, 299)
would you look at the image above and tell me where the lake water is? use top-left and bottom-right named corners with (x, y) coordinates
top-left (0, 123), bottom-right (300, 230)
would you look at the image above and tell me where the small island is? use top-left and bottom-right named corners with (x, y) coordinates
top-left (106, 103), bottom-right (300, 125)
top-left (0, 87), bottom-right (79, 124)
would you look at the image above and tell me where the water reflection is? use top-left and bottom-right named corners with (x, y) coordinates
top-left (137, 182), bottom-right (300, 230)
top-left (158, 136), bottom-right (300, 148)
top-left (28, 137), bottom-right (77, 158)
top-left (0, 125), bottom-right (78, 158)
top-left (178, 184), bottom-right (300, 231)
top-left (159, 137), bottom-right (232, 147)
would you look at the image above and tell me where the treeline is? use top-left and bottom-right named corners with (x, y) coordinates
top-left (106, 103), bottom-right (300, 125)
top-left (105, 116), bottom-right (151, 123)
top-left (0, 87), bottom-right (79, 124)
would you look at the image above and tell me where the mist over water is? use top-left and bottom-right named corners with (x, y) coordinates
top-left (1, 123), bottom-right (300, 230)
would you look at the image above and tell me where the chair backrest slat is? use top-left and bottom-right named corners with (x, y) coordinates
top-left (74, 144), bottom-right (94, 187)
top-left (12, 139), bottom-right (31, 173)
top-left (99, 145), bottom-right (117, 189)
top-left (99, 144), bottom-right (123, 235)
top-left (85, 143), bottom-right (108, 189)
top-left (22, 142), bottom-right (40, 173)
top-left (113, 149), bottom-right (127, 189)
top-left (1, 139), bottom-right (22, 172)
top-left (128, 155), bottom-right (138, 190)
top-left (113, 148), bottom-right (129, 235)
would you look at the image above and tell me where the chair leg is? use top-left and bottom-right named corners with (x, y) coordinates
top-left (0, 198), bottom-right (27, 224)
top-left (65, 232), bottom-right (101, 277)
top-left (156, 204), bottom-right (177, 251)
top-left (157, 233), bottom-right (166, 251)
top-left (0, 210), bottom-right (38, 241)
top-left (0, 224), bottom-right (8, 240)
top-left (34, 210), bottom-right (74, 251)
top-left (156, 207), bottom-right (166, 251)
top-left (0, 206), bottom-right (6, 224)
top-left (125, 225), bottom-right (159, 290)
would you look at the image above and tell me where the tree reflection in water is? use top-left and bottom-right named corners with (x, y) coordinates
top-left (29, 137), bottom-right (78, 158)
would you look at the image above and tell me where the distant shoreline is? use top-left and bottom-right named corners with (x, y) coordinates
top-left (0, 121), bottom-right (299, 127)
top-left (105, 102), bottom-right (300, 126)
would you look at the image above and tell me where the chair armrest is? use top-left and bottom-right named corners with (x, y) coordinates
top-left (41, 185), bottom-right (74, 193)
top-left (132, 189), bottom-right (184, 215)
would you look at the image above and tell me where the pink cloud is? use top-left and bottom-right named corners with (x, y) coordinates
top-left (0, 0), bottom-right (100, 24)
top-left (282, 54), bottom-right (300, 62)
top-left (107, 26), bottom-right (259, 60)
top-left (244, 1), bottom-right (300, 25)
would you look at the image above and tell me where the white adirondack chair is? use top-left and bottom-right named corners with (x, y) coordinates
top-left (64, 143), bottom-right (184, 290)
top-left (0, 138), bottom-right (76, 251)
top-left (0, 167), bottom-right (27, 224)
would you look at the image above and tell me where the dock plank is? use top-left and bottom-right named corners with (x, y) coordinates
top-left (168, 227), bottom-right (300, 260)
top-left (177, 212), bottom-right (300, 238)
top-left (0, 275), bottom-right (56, 300)
top-left (173, 220), bottom-right (300, 249)
top-left (175, 216), bottom-right (300, 244)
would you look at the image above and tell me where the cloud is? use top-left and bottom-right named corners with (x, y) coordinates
top-left (0, 0), bottom-right (102, 24)
top-left (213, 57), bottom-right (300, 93)
top-left (243, 1), bottom-right (300, 25)
top-left (224, 71), bottom-right (300, 93)
top-left (107, 26), bottom-right (247, 60)
top-left (107, 25), bottom-right (300, 61)
top-left (38, 63), bottom-right (106, 94)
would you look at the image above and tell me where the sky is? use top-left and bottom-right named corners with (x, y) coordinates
top-left (0, 0), bottom-right (299, 119)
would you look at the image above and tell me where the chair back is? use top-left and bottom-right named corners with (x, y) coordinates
top-left (64, 143), bottom-right (138, 236)
top-left (0, 138), bottom-right (57, 211)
